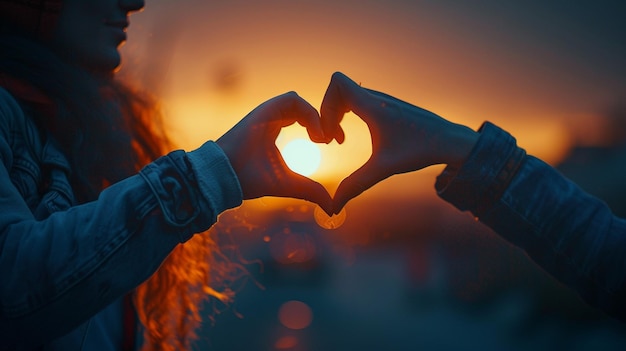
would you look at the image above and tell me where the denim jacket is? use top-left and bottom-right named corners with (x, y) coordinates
top-left (0, 87), bottom-right (243, 350)
top-left (436, 122), bottom-right (626, 322)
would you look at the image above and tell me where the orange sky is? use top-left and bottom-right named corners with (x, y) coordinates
top-left (119, 0), bottom-right (625, 203)
top-left (114, 4), bottom-right (626, 344)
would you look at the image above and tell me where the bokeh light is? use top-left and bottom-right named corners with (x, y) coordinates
top-left (274, 335), bottom-right (299, 350)
top-left (124, 2), bottom-right (626, 350)
top-left (269, 227), bottom-right (317, 264)
top-left (314, 206), bottom-right (347, 229)
top-left (278, 300), bottom-right (313, 330)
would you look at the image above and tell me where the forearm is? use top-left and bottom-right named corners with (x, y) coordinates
top-left (436, 122), bottom-right (626, 321)
top-left (0, 143), bottom-right (242, 348)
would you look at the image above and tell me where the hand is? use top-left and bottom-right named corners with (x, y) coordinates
top-left (217, 92), bottom-right (334, 215)
top-left (320, 72), bottom-right (478, 214)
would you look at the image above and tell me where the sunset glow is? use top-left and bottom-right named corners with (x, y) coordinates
top-left (314, 206), bottom-right (347, 230)
top-left (121, 1), bottom-right (626, 350)
top-left (280, 138), bottom-right (322, 176)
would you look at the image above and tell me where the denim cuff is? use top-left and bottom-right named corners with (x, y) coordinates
top-left (140, 150), bottom-right (210, 242)
top-left (186, 141), bottom-right (243, 217)
top-left (435, 122), bottom-right (526, 217)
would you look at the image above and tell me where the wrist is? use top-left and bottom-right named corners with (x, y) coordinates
top-left (435, 122), bottom-right (526, 216)
top-left (443, 123), bottom-right (479, 168)
top-left (187, 141), bottom-right (243, 211)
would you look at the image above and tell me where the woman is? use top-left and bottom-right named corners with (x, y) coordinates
top-left (0, 1), bottom-right (332, 350)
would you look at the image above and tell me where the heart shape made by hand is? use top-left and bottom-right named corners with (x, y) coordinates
top-left (276, 112), bottom-right (371, 197)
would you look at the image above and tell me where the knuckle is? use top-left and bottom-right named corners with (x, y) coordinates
top-left (284, 91), bottom-right (298, 98)
top-left (331, 71), bottom-right (344, 82)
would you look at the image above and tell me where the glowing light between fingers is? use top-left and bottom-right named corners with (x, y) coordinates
top-left (280, 138), bottom-right (322, 176)
top-left (314, 206), bottom-right (347, 229)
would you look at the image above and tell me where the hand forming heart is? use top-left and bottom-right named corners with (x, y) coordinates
top-left (216, 92), bottom-right (334, 215)
top-left (217, 72), bottom-right (479, 216)
top-left (321, 72), bottom-right (479, 214)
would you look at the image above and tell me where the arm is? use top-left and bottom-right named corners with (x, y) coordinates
top-left (0, 89), bottom-right (330, 349)
top-left (0, 148), bottom-right (241, 349)
top-left (436, 122), bottom-right (626, 321)
top-left (0, 112), bottom-right (242, 349)
top-left (321, 72), bottom-right (626, 322)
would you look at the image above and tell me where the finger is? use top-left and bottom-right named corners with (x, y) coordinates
top-left (283, 173), bottom-right (334, 215)
top-left (334, 126), bottom-right (345, 144)
top-left (320, 72), bottom-right (350, 143)
top-left (320, 72), bottom-right (369, 143)
top-left (270, 147), bottom-right (333, 213)
top-left (332, 160), bottom-right (387, 214)
top-left (275, 92), bottom-right (327, 143)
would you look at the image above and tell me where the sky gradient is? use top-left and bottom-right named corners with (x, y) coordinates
top-left (122, 0), bottom-right (624, 165)
top-left (117, 2), bottom-right (626, 348)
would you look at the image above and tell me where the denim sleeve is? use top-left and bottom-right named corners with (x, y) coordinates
top-left (0, 91), bottom-right (243, 348)
top-left (436, 122), bottom-right (626, 322)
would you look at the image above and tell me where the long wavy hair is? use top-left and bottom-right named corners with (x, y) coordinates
top-left (0, 28), bottom-right (241, 351)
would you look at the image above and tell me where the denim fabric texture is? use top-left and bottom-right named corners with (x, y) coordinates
top-left (0, 87), bottom-right (243, 350)
top-left (437, 122), bottom-right (626, 322)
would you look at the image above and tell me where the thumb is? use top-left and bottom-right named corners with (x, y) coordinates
top-left (286, 173), bottom-right (334, 216)
top-left (332, 160), bottom-right (386, 214)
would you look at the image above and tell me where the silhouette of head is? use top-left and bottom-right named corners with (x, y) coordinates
top-left (0, 0), bottom-right (145, 73)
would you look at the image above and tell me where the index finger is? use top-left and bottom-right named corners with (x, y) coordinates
top-left (320, 72), bottom-right (370, 144)
top-left (320, 72), bottom-right (358, 144)
top-left (272, 91), bottom-right (327, 143)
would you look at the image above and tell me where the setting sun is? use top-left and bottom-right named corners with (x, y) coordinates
top-left (280, 138), bottom-right (322, 176)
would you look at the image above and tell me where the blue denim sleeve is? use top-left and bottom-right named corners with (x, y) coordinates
top-left (436, 122), bottom-right (626, 322)
top-left (0, 92), bottom-right (243, 349)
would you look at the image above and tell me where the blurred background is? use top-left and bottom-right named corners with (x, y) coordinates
top-left (120, 0), bottom-right (626, 349)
